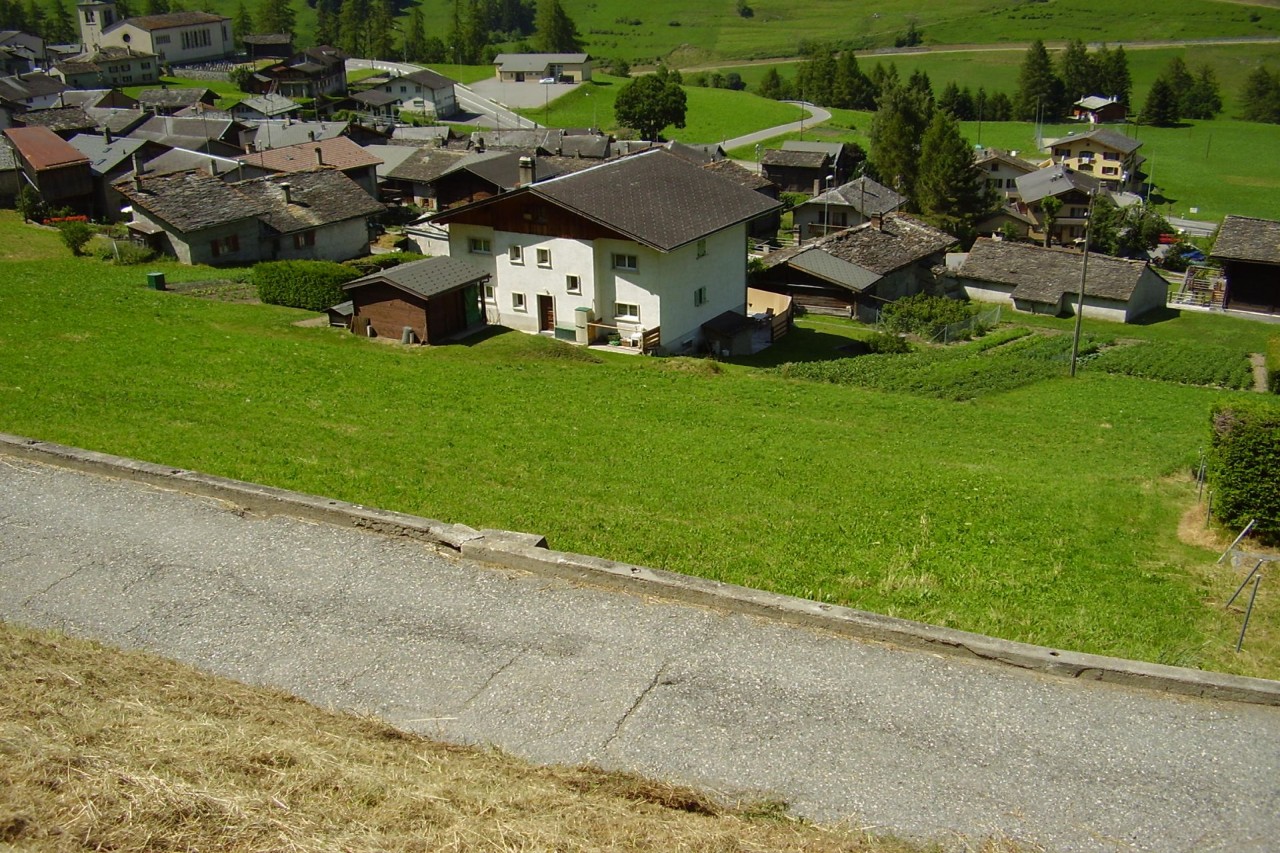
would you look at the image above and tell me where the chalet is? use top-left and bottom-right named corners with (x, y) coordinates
top-left (792, 176), bottom-right (906, 241)
top-left (1043, 127), bottom-right (1143, 193)
top-left (974, 147), bottom-right (1039, 203)
top-left (1072, 96), bottom-right (1127, 124)
top-left (77, 3), bottom-right (235, 64)
top-left (493, 53), bottom-right (591, 83)
top-left (343, 256), bottom-right (491, 344)
top-left (117, 167), bottom-right (383, 265)
top-left (1211, 215), bottom-right (1280, 314)
top-left (235, 134), bottom-right (382, 198)
top-left (428, 148), bottom-right (782, 353)
top-left (251, 46), bottom-right (347, 101)
top-left (760, 141), bottom-right (855, 196)
top-left (52, 46), bottom-right (159, 89)
top-left (955, 237), bottom-right (1167, 322)
top-left (754, 214), bottom-right (956, 320)
top-left (67, 131), bottom-right (166, 219)
top-left (373, 68), bottom-right (457, 119)
top-left (3, 125), bottom-right (93, 211)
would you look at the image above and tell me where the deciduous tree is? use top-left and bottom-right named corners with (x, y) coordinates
top-left (613, 67), bottom-right (686, 140)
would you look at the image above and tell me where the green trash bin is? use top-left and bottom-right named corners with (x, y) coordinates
top-left (146, 271), bottom-right (166, 291)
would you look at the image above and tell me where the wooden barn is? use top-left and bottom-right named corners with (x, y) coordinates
top-left (1212, 215), bottom-right (1280, 314)
top-left (343, 256), bottom-right (490, 344)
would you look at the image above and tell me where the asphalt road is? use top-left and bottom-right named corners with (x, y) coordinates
top-left (2, 458), bottom-right (1278, 852)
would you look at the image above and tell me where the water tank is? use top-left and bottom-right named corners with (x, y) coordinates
top-left (574, 306), bottom-right (594, 344)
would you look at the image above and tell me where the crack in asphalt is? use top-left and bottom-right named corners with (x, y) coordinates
top-left (600, 661), bottom-right (668, 752)
top-left (459, 645), bottom-right (527, 713)
top-left (22, 560), bottom-right (93, 607)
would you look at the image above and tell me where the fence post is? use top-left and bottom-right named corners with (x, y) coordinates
top-left (1236, 573), bottom-right (1262, 653)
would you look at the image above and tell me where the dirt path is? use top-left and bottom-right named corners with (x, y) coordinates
top-left (1251, 352), bottom-right (1270, 391)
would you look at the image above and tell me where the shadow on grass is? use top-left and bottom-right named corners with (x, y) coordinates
top-left (1129, 305), bottom-right (1184, 326)
top-left (727, 324), bottom-right (865, 369)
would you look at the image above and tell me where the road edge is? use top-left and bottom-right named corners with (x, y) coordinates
top-left (3, 431), bottom-right (1277, 707)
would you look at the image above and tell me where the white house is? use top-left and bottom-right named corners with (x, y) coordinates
top-left (428, 148), bottom-right (782, 353)
top-left (77, 2), bottom-right (234, 65)
top-left (353, 68), bottom-right (457, 119)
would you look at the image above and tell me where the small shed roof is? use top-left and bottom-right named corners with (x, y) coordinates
top-left (1212, 215), bottom-right (1280, 265)
top-left (786, 247), bottom-right (883, 293)
top-left (3, 125), bottom-right (89, 170)
top-left (803, 176), bottom-right (906, 217)
top-left (344, 255), bottom-right (491, 300)
top-left (761, 148), bottom-right (828, 168)
top-left (781, 140), bottom-right (846, 158)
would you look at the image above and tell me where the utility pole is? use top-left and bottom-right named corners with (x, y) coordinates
top-left (1069, 188), bottom-right (1096, 378)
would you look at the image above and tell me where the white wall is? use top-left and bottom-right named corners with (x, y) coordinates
top-left (646, 224), bottom-right (749, 353)
top-left (105, 20), bottom-right (234, 63)
top-left (961, 280), bottom-right (1016, 307)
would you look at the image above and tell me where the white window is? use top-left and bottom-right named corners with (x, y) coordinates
top-left (612, 253), bottom-right (637, 271)
top-left (536, 247), bottom-right (551, 267)
top-left (484, 284), bottom-right (495, 302)
top-left (694, 286), bottom-right (707, 307)
top-left (696, 239), bottom-right (706, 258)
top-left (469, 237), bottom-right (491, 254)
top-left (615, 302), bottom-right (640, 321)
top-left (512, 292), bottom-right (526, 311)
top-left (508, 244), bottom-right (523, 263)
top-left (565, 275), bottom-right (581, 294)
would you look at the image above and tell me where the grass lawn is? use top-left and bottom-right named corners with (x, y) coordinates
top-left (519, 75), bottom-right (803, 144)
top-left (2, 212), bottom-right (1278, 680)
top-left (122, 76), bottom-right (250, 110)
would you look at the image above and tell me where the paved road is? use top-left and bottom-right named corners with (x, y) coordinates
top-left (2, 458), bottom-right (1278, 852)
top-left (722, 101), bottom-right (833, 151)
top-left (345, 59), bottom-right (538, 129)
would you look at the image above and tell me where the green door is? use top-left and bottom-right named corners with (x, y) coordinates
top-left (463, 284), bottom-right (482, 326)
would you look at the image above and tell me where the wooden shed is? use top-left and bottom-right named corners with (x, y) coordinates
top-left (343, 256), bottom-right (490, 344)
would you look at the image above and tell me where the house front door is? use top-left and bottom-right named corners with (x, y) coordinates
top-left (537, 294), bottom-right (554, 332)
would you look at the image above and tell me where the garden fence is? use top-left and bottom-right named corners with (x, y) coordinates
top-left (927, 305), bottom-right (1003, 344)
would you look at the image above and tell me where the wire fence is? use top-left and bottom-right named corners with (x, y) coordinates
top-left (928, 305), bottom-right (1003, 344)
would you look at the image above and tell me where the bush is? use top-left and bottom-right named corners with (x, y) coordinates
top-left (779, 192), bottom-right (809, 211)
top-left (1267, 336), bottom-right (1280, 395)
top-left (866, 332), bottom-right (911, 354)
top-left (879, 293), bottom-right (975, 339)
top-left (1208, 400), bottom-right (1280, 542)
top-left (252, 260), bottom-right (359, 311)
top-left (58, 221), bottom-right (94, 256)
top-left (113, 242), bottom-right (156, 265)
top-left (342, 252), bottom-right (426, 276)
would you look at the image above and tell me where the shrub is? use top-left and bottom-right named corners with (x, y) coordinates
top-left (1268, 336), bottom-right (1280, 395)
top-left (252, 260), bottom-right (359, 311)
top-left (58, 221), bottom-right (94, 256)
top-left (113, 242), bottom-right (156, 265)
top-left (1208, 400), bottom-right (1280, 542)
top-left (779, 192), bottom-right (809, 211)
top-left (879, 293), bottom-right (975, 339)
top-left (866, 332), bottom-right (911, 354)
top-left (343, 252), bottom-right (426, 276)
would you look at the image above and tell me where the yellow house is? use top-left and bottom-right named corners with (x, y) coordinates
top-left (1042, 128), bottom-right (1143, 193)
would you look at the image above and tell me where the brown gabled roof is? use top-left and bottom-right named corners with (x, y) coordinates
top-left (108, 11), bottom-right (228, 32)
top-left (974, 147), bottom-right (1038, 173)
top-left (402, 68), bottom-right (456, 91)
top-left (1212, 215), bottom-right (1280, 265)
top-left (236, 135), bottom-right (381, 173)
top-left (236, 170), bottom-right (384, 234)
top-left (702, 158), bottom-right (775, 191)
top-left (958, 237), bottom-right (1154, 303)
top-left (761, 214), bottom-right (956, 276)
top-left (3, 126), bottom-right (90, 171)
top-left (1046, 127), bottom-right (1142, 155)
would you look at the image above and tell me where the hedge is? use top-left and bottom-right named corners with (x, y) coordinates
top-left (1208, 399), bottom-right (1280, 542)
top-left (251, 260), bottom-right (359, 312)
top-left (1267, 335), bottom-right (1280, 395)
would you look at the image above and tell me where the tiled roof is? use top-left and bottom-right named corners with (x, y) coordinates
top-left (236, 169), bottom-right (384, 234)
top-left (3, 126), bottom-right (89, 170)
top-left (974, 147), bottom-right (1038, 173)
top-left (14, 106), bottom-right (96, 132)
top-left (434, 148), bottom-right (782, 252)
top-left (1212, 215), bottom-right (1280, 265)
top-left (1015, 164), bottom-right (1101, 204)
top-left (86, 107), bottom-right (147, 134)
top-left (786, 247), bottom-right (882, 292)
top-left (493, 53), bottom-right (589, 72)
top-left (129, 114), bottom-right (237, 144)
top-left (116, 169), bottom-right (264, 231)
top-left (702, 158), bottom-right (774, 191)
top-left (1046, 127), bottom-right (1142, 155)
top-left (352, 88), bottom-right (399, 107)
top-left (760, 213), bottom-right (956, 276)
top-left (958, 237), bottom-right (1154, 303)
top-left (236, 94), bottom-right (299, 116)
top-left (236, 135), bottom-right (381, 172)
top-left (383, 146), bottom-right (468, 182)
top-left (344, 255), bottom-right (490, 300)
top-left (243, 33), bottom-right (293, 45)
top-left (803, 176), bottom-right (906, 217)
top-left (761, 148), bottom-right (828, 168)
top-left (107, 11), bottom-right (228, 32)
top-left (245, 120), bottom-right (348, 150)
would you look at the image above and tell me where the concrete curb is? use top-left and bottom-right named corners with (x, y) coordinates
top-left (4, 432), bottom-right (1279, 707)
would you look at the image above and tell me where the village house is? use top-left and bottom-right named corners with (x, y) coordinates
top-left (0, 72), bottom-right (68, 120)
top-left (52, 46), bottom-right (159, 89)
top-left (1014, 164), bottom-right (1104, 246)
top-left (792, 176), bottom-right (906, 242)
top-left (754, 214), bottom-right (956, 320)
top-left (230, 94), bottom-right (302, 123)
top-left (235, 134), bottom-right (382, 198)
top-left (1210, 215), bottom-right (1280, 315)
top-left (702, 157), bottom-right (780, 240)
top-left (3, 125), bottom-right (93, 212)
top-left (251, 46), bottom-right (348, 101)
top-left (0, 31), bottom-right (44, 74)
top-left (493, 53), bottom-right (591, 83)
top-left (241, 33), bottom-right (293, 61)
top-left (117, 167), bottom-right (383, 265)
top-left (77, 2), bottom-right (235, 65)
top-left (68, 131), bottom-right (166, 219)
top-left (760, 140), bottom-right (856, 195)
top-left (126, 113), bottom-right (245, 157)
top-left (974, 147), bottom-right (1039, 203)
top-left (954, 237), bottom-right (1167, 322)
top-left (13, 106), bottom-right (98, 138)
top-left (135, 86), bottom-right (217, 115)
top-left (369, 68), bottom-right (458, 119)
top-left (1042, 127), bottom-right (1143, 193)
top-left (1071, 96), bottom-right (1128, 124)
top-left (428, 148), bottom-right (781, 353)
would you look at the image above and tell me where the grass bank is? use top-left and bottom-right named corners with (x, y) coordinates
top-left (1, 213), bottom-right (1277, 679)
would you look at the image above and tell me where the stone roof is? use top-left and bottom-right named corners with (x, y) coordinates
top-left (3, 125), bottom-right (89, 170)
top-left (344, 255), bottom-right (491, 300)
top-left (117, 168), bottom-right (382, 234)
top-left (129, 114), bottom-right (237, 146)
top-left (402, 68), bottom-right (455, 91)
top-left (243, 33), bottom-right (293, 45)
top-left (958, 237), bottom-right (1155, 303)
top-left (974, 147), bottom-right (1038, 173)
top-left (1046, 127), bottom-right (1142, 155)
top-left (383, 146), bottom-right (468, 182)
top-left (440, 150), bottom-right (565, 188)
top-left (14, 105), bottom-right (95, 132)
top-left (761, 148), bottom-right (828, 168)
top-left (0, 136), bottom-right (16, 171)
top-left (236, 94), bottom-right (299, 117)
top-left (760, 213), bottom-right (956, 276)
top-left (493, 53), bottom-right (589, 72)
top-left (86, 107), bottom-right (147, 134)
top-left (136, 87), bottom-right (216, 109)
top-left (244, 120), bottom-right (348, 151)
top-left (1015, 164), bottom-right (1101, 204)
top-left (67, 132), bottom-right (146, 174)
top-left (781, 140), bottom-right (846, 158)
top-left (236, 135), bottom-right (381, 173)
top-left (351, 88), bottom-right (400, 107)
top-left (106, 11), bottom-right (228, 33)
top-left (139, 147), bottom-right (247, 178)
top-left (1212, 215), bottom-right (1280, 265)
top-left (57, 88), bottom-right (136, 109)
top-left (785, 247), bottom-right (883, 293)
top-left (0, 71), bottom-right (66, 102)
top-left (432, 148), bottom-right (782, 253)
top-left (702, 158), bottom-right (775, 191)
top-left (803, 176), bottom-right (906, 217)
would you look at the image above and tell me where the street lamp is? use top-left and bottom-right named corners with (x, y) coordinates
top-left (755, 143), bottom-right (761, 175)
top-left (823, 174), bottom-right (835, 238)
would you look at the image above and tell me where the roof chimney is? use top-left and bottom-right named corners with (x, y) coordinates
top-left (103, 127), bottom-right (112, 144)
top-left (209, 158), bottom-right (218, 176)
top-left (280, 181), bottom-right (292, 204)
top-left (131, 152), bottom-right (144, 191)
top-left (315, 145), bottom-right (323, 166)
top-left (870, 213), bottom-right (883, 231)
top-left (518, 155), bottom-right (535, 187)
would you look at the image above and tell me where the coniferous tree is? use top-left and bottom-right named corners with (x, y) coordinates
top-left (1160, 57), bottom-right (1194, 100)
top-left (906, 68), bottom-right (933, 103)
top-left (533, 0), bottom-right (581, 53)
top-left (367, 0), bottom-right (394, 60)
top-left (233, 0), bottom-right (253, 47)
top-left (756, 67), bottom-right (790, 100)
top-left (868, 61), bottom-right (898, 97)
top-left (257, 0), bottom-right (295, 37)
top-left (1014, 39), bottom-right (1064, 121)
top-left (832, 51), bottom-right (874, 110)
top-left (45, 0), bottom-right (75, 43)
top-left (795, 47), bottom-right (835, 106)
top-left (337, 0), bottom-right (367, 56)
top-left (1095, 45), bottom-right (1131, 105)
top-left (23, 0), bottom-right (42, 36)
top-left (938, 81), bottom-right (961, 116)
top-left (403, 6), bottom-right (427, 62)
top-left (1241, 66), bottom-right (1280, 123)
top-left (916, 109), bottom-right (991, 242)
top-left (1058, 38), bottom-right (1097, 102)
top-left (988, 91), bottom-right (1013, 121)
top-left (869, 82), bottom-right (932, 203)
top-left (1181, 64), bottom-right (1223, 119)
top-left (144, 0), bottom-right (169, 16)
top-left (315, 3), bottom-right (338, 46)
top-left (1141, 77), bottom-right (1180, 126)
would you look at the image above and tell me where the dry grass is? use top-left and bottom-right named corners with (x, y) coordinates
top-left (0, 622), bottom-right (1036, 853)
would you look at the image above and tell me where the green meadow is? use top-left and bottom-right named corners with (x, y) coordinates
top-left (2, 212), bottom-right (1278, 679)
